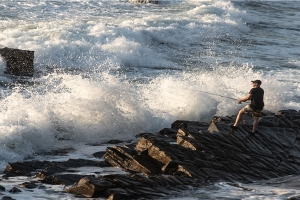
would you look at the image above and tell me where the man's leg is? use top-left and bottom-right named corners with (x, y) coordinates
top-left (233, 109), bottom-right (244, 127)
top-left (252, 117), bottom-right (259, 133)
top-left (251, 109), bottom-right (262, 134)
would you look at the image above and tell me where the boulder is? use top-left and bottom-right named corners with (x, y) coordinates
top-left (0, 47), bottom-right (34, 77)
top-left (129, 0), bottom-right (159, 4)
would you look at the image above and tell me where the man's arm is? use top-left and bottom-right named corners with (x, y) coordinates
top-left (238, 94), bottom-right (252, 104)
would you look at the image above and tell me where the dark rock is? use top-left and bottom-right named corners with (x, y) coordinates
top-left (106, 188), bottom-right (131, 200)
top-left (1, 196), bottom-right (16, 200)
top-left (93, 151), bottom-right (106, 158)
top-left (107, 140), bottom-right (127, 144)
top-left (3, 159), bottom-right (107, 178)
top-left (129, 0), bottom-right (159, 4)
top-left (211, 115), bottom-right (234, 124)
top-left (37, 147), bottom-right (75, 156)
top-left (0, 47), bottom-right (34, 77)
top-left (3, 161), bottom-right (42, 177)
top-left (66, 176), bottom-right (115, 198)
top-left (104, 145), bottom-right (162, 174)
top-left (0, 185), bottom-right (5, 191)
top-left (8, 187), bottom-right (21, 194)
top-left (171, 120), bottom-right (210, 130)
top-left (19, 181), bottom-right (38, 189)
top-left (158, 128), bottom-right (178, 139)
top-left (66, 173), bottom-right (174, 199)
top-left (41, 174), bottom-right (87, 186)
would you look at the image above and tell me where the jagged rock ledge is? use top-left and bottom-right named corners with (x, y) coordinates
top-left (1, 109), bottom-right (300, 199)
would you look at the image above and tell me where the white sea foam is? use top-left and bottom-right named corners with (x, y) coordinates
top-left (0, 63), bottom-right (296, 168)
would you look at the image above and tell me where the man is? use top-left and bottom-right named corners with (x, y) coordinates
top-left (230, 80), bottom-right (264, 135)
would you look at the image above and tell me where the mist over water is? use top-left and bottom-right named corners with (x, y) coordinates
top-left (0, 0), bottom-right (300, 185)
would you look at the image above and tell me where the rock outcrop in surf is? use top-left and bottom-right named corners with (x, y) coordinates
top-left (2, 109), bottom-right (300, 199)
top-left (129, 0), bottom-right (159, 4)
top-left (0, 47), bottom-right (34, 77)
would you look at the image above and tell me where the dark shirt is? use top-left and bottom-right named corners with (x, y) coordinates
top-left (249, 87), bottom-right (264, 110)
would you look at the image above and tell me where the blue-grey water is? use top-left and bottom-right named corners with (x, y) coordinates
top-left (1, 0), bottom-right (300, 199)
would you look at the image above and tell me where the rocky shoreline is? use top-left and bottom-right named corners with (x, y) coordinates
top-left (1, 109), bottom-right (300, 199)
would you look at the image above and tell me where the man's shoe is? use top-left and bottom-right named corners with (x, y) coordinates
top-left (229, 124), bottom-right (238, 129)
top-left (250, 130), bottom-right (258, 136)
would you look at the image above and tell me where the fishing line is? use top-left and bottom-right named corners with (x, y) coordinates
top-left (165, 85), bottom-right (245, 103)
top-left (184, 88), bottom-right (251, 105)
top-left (187, 89), bottom-right (238, 101)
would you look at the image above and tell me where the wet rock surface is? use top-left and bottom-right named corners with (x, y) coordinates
top-left (129, 0), bottom-right (159, 4)
top-left (0, 47), bottom-right (34, 77)
top-left (2, 109), bottom-right (300, 199)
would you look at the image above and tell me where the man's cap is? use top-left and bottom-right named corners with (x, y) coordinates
top-left (251, 80), bottom-right (262, 85)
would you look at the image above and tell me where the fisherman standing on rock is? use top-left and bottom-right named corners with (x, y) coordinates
top-left (230, 80), bottom-right (264, 135)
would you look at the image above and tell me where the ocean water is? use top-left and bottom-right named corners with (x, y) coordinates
top-left (0, 0), bottom-right (300, 199)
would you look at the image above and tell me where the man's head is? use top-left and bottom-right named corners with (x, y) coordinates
top-left (251, 80), bottom-right (262, 85)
